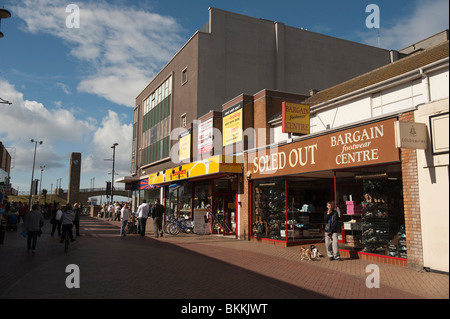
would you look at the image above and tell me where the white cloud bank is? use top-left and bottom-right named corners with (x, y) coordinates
top-left (358, 0), bottom-right (449, 50)
top-left (0, 79), bottom-right (131, 177)
top-left (12, 0), bottom-right (184, 107)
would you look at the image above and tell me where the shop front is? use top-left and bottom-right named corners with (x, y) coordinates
top-left (247, 117), bottom-right (409, 265)
top-left (146, 155), bottom-right (242, 236)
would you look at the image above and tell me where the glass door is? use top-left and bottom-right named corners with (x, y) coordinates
top-left (213, 193), bottom-right (236, 235)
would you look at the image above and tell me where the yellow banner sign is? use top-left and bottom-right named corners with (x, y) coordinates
top-left (223, 102), bottom-right (243, 146)
top-left (147, 156), bottom-right (243, 186)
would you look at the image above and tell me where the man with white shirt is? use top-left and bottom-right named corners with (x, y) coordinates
top-left (137, 200), bottom-right (149, 236)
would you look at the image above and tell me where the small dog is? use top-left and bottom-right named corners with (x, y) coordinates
top-left (300, 247), bottom-right (312, 261)
top-left (310, 245), bottom-right (322, 259)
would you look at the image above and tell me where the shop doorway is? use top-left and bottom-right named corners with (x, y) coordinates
top-left (212, 193), bottom-right (236, 235)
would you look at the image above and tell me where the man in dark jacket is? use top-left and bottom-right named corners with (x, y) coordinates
top-left (151, 199), bottom-right (165, 238)
top-left (324, 201), bottom-right (343, 261)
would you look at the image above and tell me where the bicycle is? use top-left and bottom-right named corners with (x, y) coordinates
top-left (167, 217), bottom-right (194, 235)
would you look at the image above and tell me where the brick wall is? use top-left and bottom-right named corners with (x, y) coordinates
top-left (399, 111), bottom-right (424, 270)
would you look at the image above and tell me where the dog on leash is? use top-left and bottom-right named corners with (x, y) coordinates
top-left (310, 245), bottom-right (322, 259)
top-left (300, 247), bottom-right (312, 261)
top-left (300, 245), bottom-right (322, 261)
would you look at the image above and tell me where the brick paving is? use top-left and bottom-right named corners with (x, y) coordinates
top-left (0, 216), bottom-right (448, 301)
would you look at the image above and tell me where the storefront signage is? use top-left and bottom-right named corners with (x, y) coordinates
top-left (394, 121), bottom-right (428, 150)
top-left (249, 118), bottom-right (399, 178)
top-left (198, 118), bottom-right (213, 156)
top-left (179, 129), bottom-right (191, 162)
top-left (147, 156), bottom-right (243, 186)
top-left (282, 102), bottom-right (310, 135)
top-left (223, 102), bottom-right (243, 146)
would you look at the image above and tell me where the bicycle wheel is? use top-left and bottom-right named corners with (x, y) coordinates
top-left (64, 234), bottom-right (69, 253)
top-left (168, 222), bottom-right (180, 235)
top-left (164, 221), bottom-right (172, 234)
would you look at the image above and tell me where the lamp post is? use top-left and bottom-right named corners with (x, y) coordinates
top-left (110, 143), bottom-right (118, 203)
top-left (38, 165), bottom-right (45, 203)
top-left (28, 139), bottom-right (43, 210)
top-left (0, 7), bottom-right (11, 39)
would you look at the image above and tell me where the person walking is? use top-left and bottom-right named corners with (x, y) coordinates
top-left (60, 203), bottom-right (75, 243)
top-left (324, 201), bottom-right (343, 261)
top-left (136, 200), bottom-right (149, 236)
top-left (51, 203), bottom-right (63, 237)
top-left (151, 199), bottom-right (165, 238)
top-left (73, 203), bottom-right (81, 236)
top-left (120, 203), bottom-right (131, 236)
top-left (24, 204), bottom-right (44, 254)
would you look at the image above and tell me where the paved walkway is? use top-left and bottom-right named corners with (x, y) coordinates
top-left (0, 216), bottom-right (448, 301)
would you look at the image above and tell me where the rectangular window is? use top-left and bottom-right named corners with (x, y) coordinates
top-left (182, 68), bottom-right (188, 85)
top-left (140, 75), bottom-right (173, 165)
top-left (181, 114), bottom-right (187, 127)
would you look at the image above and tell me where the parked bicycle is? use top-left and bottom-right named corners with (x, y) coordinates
top-left (166, 216), bottom-right (194, 235)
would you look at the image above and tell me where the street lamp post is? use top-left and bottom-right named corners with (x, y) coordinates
top-left (38, 165), bottom-right (45, 203)
top-left (110, 143), bottom-right (118, 203)
top-left (28, 139), bottom-right (43, 210)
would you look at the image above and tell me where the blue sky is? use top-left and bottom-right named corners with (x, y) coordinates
top-left (0, 0), bottom-right (448, 200)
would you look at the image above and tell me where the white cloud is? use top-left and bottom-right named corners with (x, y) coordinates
top-left (82, 110), bottom-right (132, 176)
top-left (0, 79), bottom-right (94, 170)
top-left (12, 0), bottom-right (184, 106)
top-left (357, 0), bottom-right (449, 50)
top-left (0, 78), bottom-right (133, 190)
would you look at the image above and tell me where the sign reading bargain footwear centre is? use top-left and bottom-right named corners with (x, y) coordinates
top-left (282, 102), bottom-right (310, 135)
top-left (249, 118), bottom-right (399, 178)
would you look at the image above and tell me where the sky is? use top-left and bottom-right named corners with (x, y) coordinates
top-left (0, 0), bottom-right (448, 200)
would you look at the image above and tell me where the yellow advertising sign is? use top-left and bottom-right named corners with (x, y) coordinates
top-left (282, 102), bottom-right (310, 135)
top-left (148, 156), bottom-right (242, 185)
top-left (223, 102), bottom-right (243, 146)
top-left (179, 130), bottom-right (191, 162)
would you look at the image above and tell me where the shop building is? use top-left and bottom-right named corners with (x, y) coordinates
top-left (243, 39), bottom-right (448, 270)
top-left (119, 7), bottom-right (394, 210)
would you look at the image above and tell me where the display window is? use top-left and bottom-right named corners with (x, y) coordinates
top-left (337, 164), bottom-right (406, 259)
top-left (250, 163), bottom-right (407, 257)
top-left (286, 178), bottom-right (332, 242)
top-left (143, 187), bottom-right (160, 205)
top-left (164, 185), bottom-right (178, 218)
top-left (194, 181), bottom-right (211, 209)
top-left (178, 182), bottom-right (192, 218)
top-left (252, 178), bottom-right (286, 241)
top-left (252, 178), bottom-right (333, 243)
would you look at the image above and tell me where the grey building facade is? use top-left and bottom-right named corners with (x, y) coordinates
top-left (131, 7), bottom-right (393, 179)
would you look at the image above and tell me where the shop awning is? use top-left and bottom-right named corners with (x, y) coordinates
top-left (115, 176), bottom-right (140, 184)
top-left (147, 155), bottom-right (242, 187)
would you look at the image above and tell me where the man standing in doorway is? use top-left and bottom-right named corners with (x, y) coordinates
top-left (151, 199), bottom-right (165, 238)
top-left (324, 201), bottom-right (343, 261)
top-left (137, 200), bottom-right (149, 236)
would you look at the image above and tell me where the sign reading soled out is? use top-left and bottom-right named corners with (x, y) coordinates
top-left (249, 118), bottom-right (399, 178)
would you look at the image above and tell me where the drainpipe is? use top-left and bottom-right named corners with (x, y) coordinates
top-left (420, 68), bottom-right (431, 103)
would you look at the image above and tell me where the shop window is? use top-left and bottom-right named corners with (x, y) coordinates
top-left (181, 68), bottom-right (188, 85)
top-left (252, 179), bottom-right (285, 240)
top-left (286, 178), bottom-right (330, 242)
top-left (181, 114), bottom-right (187, 128)
top-left (337, 167), bottom-right (406, 258)
top-left (178, 182), bottom-right (192, 218)
top-left (194, 181), bottom-right (211, 209)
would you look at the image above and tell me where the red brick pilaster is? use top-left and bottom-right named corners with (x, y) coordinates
top-left (399, 112), bottom-right (424, 270)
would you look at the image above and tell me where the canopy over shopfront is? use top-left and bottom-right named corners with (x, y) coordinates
top-left (146, 155), bottom-right (243, 187)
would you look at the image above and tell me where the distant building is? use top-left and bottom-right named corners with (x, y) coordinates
top-left (129, 7), bottom-right (393, 183)
top-left (0, 141), bottom-right (12, 198)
